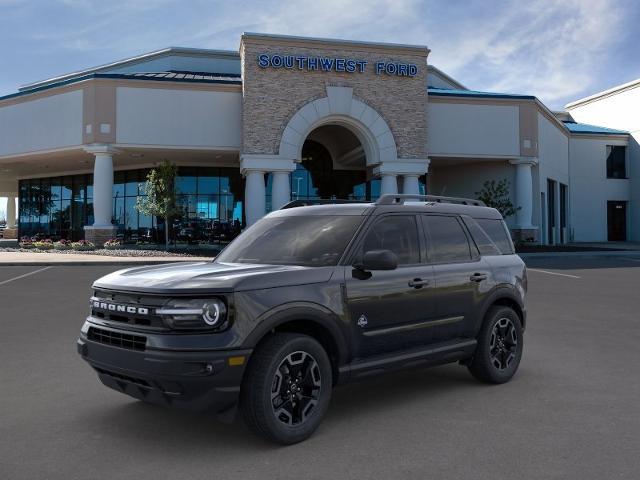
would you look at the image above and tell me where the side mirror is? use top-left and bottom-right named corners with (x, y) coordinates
top-left (355, 249), bottom-right (398, 271)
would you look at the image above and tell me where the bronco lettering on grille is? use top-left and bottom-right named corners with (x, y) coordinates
top-left (91, 300), bottom-right (149, 315)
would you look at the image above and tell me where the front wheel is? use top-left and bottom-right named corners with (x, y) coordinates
top-left (468, 306), bottom-right (523, 384)
top-left (240, 333), bottom-right (332, 444)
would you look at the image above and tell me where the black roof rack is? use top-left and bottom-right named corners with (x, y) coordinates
top-left (281, 199), bottom-right (370, 209)
top-left (376, 194), bottom-right (486, 207)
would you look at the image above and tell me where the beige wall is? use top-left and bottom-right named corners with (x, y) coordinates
top-left (240, 36), bottom-right (429, 159)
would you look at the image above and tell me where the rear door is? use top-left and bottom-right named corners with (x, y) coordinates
top-left (422, 214), bottom-right (493, 341)
top-left (344, 214), bottom-right (437, 358)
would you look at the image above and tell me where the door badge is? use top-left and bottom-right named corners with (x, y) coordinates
top-left (357, 314), bottom-right (368, 328)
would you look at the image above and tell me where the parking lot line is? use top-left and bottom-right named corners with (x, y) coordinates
top-left (527, 268), bottom-right (580, 279)
top-left (0, 266), bottom-right (52, 286)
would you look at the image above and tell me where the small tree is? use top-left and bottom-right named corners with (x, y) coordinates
top-left (136, 161), bottom-right (181, 250)
top-left (475, 179), bottom-right (520, 218)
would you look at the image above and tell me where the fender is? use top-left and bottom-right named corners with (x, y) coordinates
top-left (242, 302), bottom-right (350, 366)
top-left (476, 285), bottom-right (526, 333)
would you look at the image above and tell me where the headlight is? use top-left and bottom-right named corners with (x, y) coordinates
top-left (157, 298), bottom-right (228, 330)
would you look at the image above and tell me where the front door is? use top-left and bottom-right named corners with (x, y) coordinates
top-left (344, 214), bottom-right (437, 358)
top-left (607, 201), bottom-right (627, 241)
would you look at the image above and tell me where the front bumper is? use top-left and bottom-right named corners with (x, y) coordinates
top-left (77, 323), bottom-right (251, 413)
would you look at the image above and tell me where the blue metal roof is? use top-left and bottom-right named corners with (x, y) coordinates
top-left (562, 121), bottom-right (628, 135)
top-left (0, 71), bottom-right (242, 102)
top-left (427, 87), bottom-right (535, 100)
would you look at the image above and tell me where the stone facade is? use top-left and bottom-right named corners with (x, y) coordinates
top-left (240, 35), bottom-right (429, 161)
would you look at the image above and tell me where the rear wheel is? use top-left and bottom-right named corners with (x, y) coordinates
top-left (240, 333), bottom-right (332, 444)
top-left (468, 306), bottom-right (523, 384)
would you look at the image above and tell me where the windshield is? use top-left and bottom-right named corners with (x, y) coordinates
top-left (215, 215), bottom-right (363, 267)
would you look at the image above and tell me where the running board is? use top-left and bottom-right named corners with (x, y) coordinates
top-left (337, 338), bottom-right (477, 384)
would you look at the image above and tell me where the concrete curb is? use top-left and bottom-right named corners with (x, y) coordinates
top-left (0, 260), bottom-right (212, 266)
top-left (519, 250), bottom-right (640, 259)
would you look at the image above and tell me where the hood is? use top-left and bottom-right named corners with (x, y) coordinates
top-left (92, 261), bottom-right (335, 295)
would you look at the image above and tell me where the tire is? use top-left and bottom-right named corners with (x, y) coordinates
top-left (468, 306), bottom-right (523, 384)
top-left (240, 333), bottom-right (333, 444)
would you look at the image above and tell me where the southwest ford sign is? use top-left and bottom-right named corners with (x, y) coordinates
top-left (257, 54), bottom-right (418, 77)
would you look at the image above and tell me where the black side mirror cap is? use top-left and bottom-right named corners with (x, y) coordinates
top-left (355, 249), bottom-right (398, 271)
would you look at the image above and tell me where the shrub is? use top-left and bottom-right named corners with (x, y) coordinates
top-left (71, 240), bottom-right (96, 251)
top-left (19, 236), bottom-right (34, 249)
top-left (54, 239), bottom-right (73, 250)
top-left (103, 238), bottom-right (123, 250)
top-left (33, 239), bottom-right (54, 250)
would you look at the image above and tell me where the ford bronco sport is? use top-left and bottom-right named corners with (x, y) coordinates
top-left (78, 194), bottom-right (527, 444)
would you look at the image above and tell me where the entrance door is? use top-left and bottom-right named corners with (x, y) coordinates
top-left (607, 201), bottom-right (627, 241)
top-left (344, 214), bottom-right (437, 358)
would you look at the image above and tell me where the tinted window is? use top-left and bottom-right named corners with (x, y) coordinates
top-left (606, 146), bottom-right (626, 179)
top-left (476, 218), bottom-right (514, 254)
top-left (464, 218), bottom-right (501, 256)
top-left (360, 216), bottom-right (420, 265)
top-left (425, 215), bottom-right (471, 262)
top-left (216, 215), bottom-right (362, 267)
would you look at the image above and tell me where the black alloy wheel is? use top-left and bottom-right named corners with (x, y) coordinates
top-left (241, 333), bottom-right (332, 444)
top-left (271, 351), bottom-right (322, 426)
top-left (467, 306), bottom-right (523, 384)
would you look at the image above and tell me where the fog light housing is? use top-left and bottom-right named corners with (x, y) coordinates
top-left (157, 298), bottom-right (227, 330)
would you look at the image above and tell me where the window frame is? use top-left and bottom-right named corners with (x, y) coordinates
top-left (344, 213), bottom-right (426, 267)
top-left (606, 145), bottom-right (627, 180)
top-left (420, 213), bottom-right (480, 265)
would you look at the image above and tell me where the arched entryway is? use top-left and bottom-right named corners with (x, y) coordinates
top-left (283, 124), bottom-right (382, 204)
top-left (241, 86), bottom-right (430, 225)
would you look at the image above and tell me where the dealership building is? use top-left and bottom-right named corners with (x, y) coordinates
top-left (0, 33), bottom-right (636, 246)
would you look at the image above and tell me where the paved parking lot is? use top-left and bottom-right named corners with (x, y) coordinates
top-left (1, 257), bottom-right (640, 479)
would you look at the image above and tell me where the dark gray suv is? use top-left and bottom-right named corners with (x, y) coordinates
top-left (78, 194), bottom-right (527, 444)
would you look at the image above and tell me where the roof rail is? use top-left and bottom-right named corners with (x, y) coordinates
top-left (281, 199), bottom-right (370, 209)
top-left (376, 194), bottom-right (486, 207)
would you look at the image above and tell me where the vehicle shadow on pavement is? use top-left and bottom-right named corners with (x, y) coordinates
top-left (77, 364), bottom-right (487, 449)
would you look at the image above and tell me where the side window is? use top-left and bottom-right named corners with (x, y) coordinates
top-left (476, 218), bottom-right (514, 254)
top-left (360, 215), bottom-right (420, 265)
top-left (424, 215), bottom-right (472, 263)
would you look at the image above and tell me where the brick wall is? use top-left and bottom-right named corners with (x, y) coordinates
top-left (241, 37), bottom-right (429, 160)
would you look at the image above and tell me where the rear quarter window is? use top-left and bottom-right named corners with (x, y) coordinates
top-left (470, 218), bottom-right (515, 255)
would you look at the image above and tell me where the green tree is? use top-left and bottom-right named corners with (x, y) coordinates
top-left (475, 179), bottom-right (520, 218)
top-left (136, 161), bottom-right (180, 250)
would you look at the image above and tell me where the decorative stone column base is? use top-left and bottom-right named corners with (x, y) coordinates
top-left (84, 226), bottom-right (118, 247)
top-left (2, 227), bottom-right (18, 240)
top-left (511, 227), bottom-right (538, 243)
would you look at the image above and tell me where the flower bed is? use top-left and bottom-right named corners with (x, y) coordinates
top-left (71, 240), bottom-right (96, 251)
top-left (103, 238), bottom-right (123, 250)
top-left (54, 239), bottom-right (73, 250)
top-left (33, 240), bottom-right (54, 250)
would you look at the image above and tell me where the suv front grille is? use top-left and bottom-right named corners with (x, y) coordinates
top-left (87, 326), bottom-right (146, 351)
top-left (90, 291), bottom-right (167, 330)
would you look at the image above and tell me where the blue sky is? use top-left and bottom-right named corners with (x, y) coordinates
top-left (1, 0), bottom-right (639, 218)
top-left (1, 0), bottom-right (639, 108)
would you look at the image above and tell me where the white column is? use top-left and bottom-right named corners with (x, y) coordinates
top-left (244, 170), bottom-right (266, 226)
top-left (92, 152), bottom-right (115, 227)
top-left (380, 174), bottom-right (398, 195)
top-left (510, 158), bottom-right (536, 229)
top-left (271, 171), bottom-right (291, 210)
top-left (6, 196), bottom-right (16, 228)
top-left (402, 175), bottom-right (420, 195)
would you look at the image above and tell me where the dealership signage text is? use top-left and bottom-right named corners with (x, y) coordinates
top-left (257, 54), bottom-right (418, 77)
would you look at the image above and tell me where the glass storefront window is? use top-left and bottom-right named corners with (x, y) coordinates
top-left (19, 166), bottom-right (245, 245)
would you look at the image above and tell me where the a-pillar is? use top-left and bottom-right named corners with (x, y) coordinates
top-left (509, 157), bottom-right (538, 242)
top-left (84, 145), bottom-right (119, 246)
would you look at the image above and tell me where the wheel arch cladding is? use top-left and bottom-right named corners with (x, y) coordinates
top-left (243, 305), bottom-right (349, 382)
top-left (488, 297), bottom-right (525, 329)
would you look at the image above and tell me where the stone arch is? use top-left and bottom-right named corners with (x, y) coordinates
top-left (278, 86), bottom-right (397, 166)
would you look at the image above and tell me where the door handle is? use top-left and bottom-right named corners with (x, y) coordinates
top-left (470, 273), bottom-right (488, 282)
top-left (408, 278), bottom-right (430, 288)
